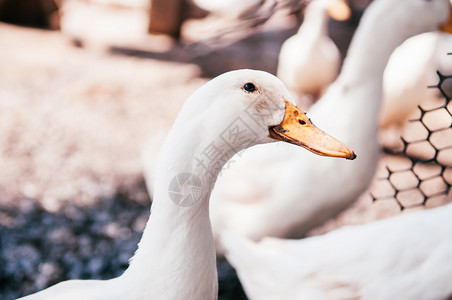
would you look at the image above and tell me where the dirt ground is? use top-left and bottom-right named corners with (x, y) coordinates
top-left (0, 1), bottom-right (451, 299)
top-left (0, 1), bottom-right (307, 210)
top-left (0, 0), bottom-right (394, 215)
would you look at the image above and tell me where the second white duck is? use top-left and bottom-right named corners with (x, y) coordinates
top-left (210, 0), bottom-right (452, 256)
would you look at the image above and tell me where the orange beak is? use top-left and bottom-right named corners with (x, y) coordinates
top-left (269, 100), bottom-right (356, 160)
top-left (440, 6), bottom-right (452, 34)
top-left (327, 0), bottom-right (351, 22)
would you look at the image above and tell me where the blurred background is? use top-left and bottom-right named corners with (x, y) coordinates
top-left (0, 0), bottom-right (450, 299)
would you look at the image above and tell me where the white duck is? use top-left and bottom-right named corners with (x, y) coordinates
top-left (222, 202), bottom-right (452, 300)
top-left (277, 0), bottom-right (351, 105)
top-left (18, 69), bottom-right (355, 300)
top-left (380, 28), bottom-right (452, 131)
top-left (192, 0), bottom-right (262, 18)
top-left (210, 0), bottom-right (452, 255)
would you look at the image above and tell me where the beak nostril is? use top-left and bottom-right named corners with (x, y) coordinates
top-left (299, 119), bottom-right (307, 126)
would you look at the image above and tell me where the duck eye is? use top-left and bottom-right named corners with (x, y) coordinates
top-left (243, 82), bottom-right (256, 92)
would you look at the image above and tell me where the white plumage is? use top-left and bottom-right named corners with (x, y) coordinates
top-left (222, 202), bottom-right (452, 300)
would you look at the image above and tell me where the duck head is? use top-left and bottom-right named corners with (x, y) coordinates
top-left (177, 69), bottom-right (356, 160)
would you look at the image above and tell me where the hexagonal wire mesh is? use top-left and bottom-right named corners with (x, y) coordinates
top-left (371, 71), bottom-right (452, 210)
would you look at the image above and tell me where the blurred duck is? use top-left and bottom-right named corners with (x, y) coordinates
top-left (222, 202), bottom-right (452, 300)
top-left (192, 0), bottom-right (263, 18)
top-left (18, 70), bottom-right (355, 300)
top-left (210, 0), bottom-right (452, 256)
top-left (380, 30), bottom-right (452, 131)
top-left (277, 0), bottom-right (351, 105)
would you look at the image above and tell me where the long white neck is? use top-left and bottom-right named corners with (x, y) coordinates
top-left (18, 126), bottom-right (239, 297)
top-left (123, 105), bottom-right (264, 299)
top-left (312, 0), bottom-right (438, 144)
top-left (338, 2), bottom-right (430, 89)
top-left (298, 3), bottom-right (330, 39)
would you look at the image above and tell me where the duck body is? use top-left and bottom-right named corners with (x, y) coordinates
top-left (211, 0), bottom-right (452, 255)
top-left (222, 202), bottom-right (452, 300)
top-left (18, 69), bottom-right (355, 299)
top-left (380, 31), bottom-right (452, 129)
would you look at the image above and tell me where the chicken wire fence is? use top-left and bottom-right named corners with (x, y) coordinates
top-left (370, 71), bottom-right (452, 210)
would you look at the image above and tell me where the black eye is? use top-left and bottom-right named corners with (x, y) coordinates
top-left (243, 82), bottom-right (256, 92)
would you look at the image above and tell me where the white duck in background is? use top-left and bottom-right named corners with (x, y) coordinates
top-left (222, 202), bottom-right (452, 300)
top-left (192, 0), bottom-right (262, 18)
top-left (277, 0), bottom-right (351, 106)
top-left (380, 29), bottom-right (452, 131)
top-left (210, 0), bottom-right (452, 256)
top-left (18, 70), bottom-right (355, 300)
